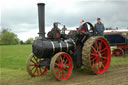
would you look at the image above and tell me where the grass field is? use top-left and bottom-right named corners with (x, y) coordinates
top-left (0, 45), bottom-right (128, 85)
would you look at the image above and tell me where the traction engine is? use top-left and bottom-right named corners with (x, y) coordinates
top-left (26, 3), bottom-right (111, 80)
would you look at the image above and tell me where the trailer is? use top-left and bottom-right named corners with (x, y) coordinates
top-left (104, 32), bottom-right (128, 56)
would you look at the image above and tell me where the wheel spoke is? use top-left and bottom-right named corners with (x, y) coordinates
top-left (91, 57), bottom-right (97, 62)
top-left (62, 70), bottom-right (65, 78)
top-left (37, 68), bottom-right (39, 75)
top-left (92, 46), bottom-right (97, 52)
top-left (100, 48), bottom-right (107, 52)
top-left (101, 63), bottom-right (105, 68)
top-left (65, 64), bottom-right (70, 67)
top-left (101, 52), bottom-right (105, 55)
top-left (90, 56), bottom-right (94, 59)
top-left (33, 56), bottom-right (38, 62)
top-left (64, 59), bottom-right (68, 65)
top-left (29, 64), bottom-right (34, 66)
top-left (57, 58), bottom-right (61, 64)
top-left (95, 40), bottom-right (99, 51)
top-left (60, 56), bottom-right (63, 64)
top-left (100, 58), bottom-right (104, 64)
top-left (55, 67), bottom-right (60, 70)
top-left (39, 67), bottom-right (42, 73)
top-left (97, 61), bottom-right (100, 72)
top-left (56, 70), bottom-right (61, 78)
top-left (91, 61), bottom-right (94, 67)
top-left (98, 41), bottom-right (102, 50)
top-left (55, 63), bottom-right (60, 66)
top-left (31, 66), bottom-right (36, 71)
top-left (58, 71), bottom-right (61, 78)
top-left (93, 62), bottom-right (97, 71)
top-left (62, 56), bottom-right (66, 63)
top-left (33, 67), bottom-right (37, 74)
top-left (64, 67), bottom-right (69, 71)
top-left (91, 53), bottom-right (97, 56)
top-left (91, 49), bottom-right (95, 54)
top-left (56, 69), bottom-right (60, 74)
top-left (98, 60), bottom-right (101, 69)
top-left (31, 60), bottom-right (35, 64)
top-left (101, 56), bottom-right (107, 59)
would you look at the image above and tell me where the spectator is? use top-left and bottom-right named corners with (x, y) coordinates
top-left (94, 18), bottom-right (105, 36)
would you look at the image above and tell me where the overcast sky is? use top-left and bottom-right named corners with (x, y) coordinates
top-left (1, 0), bottom-right (128, 41)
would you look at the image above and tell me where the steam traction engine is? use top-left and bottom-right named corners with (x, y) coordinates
top-left (26, 3), bottom-right (111, 80)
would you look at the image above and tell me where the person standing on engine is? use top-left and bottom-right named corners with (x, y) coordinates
top-left (80, 20), bottom-right (85, 25)
top-left (94, 18), bottom-right (105, 36)
top-left (78, 20), bottom-right (88, 33)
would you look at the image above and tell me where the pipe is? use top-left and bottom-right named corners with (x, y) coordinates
top-left (37, 3), bottom-right (45, 39)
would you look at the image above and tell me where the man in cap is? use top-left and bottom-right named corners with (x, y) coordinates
top-left (94, 18), bottom-right (105, 36)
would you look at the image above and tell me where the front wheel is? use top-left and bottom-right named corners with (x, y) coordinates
top-left (50, 52), bottom-right (73, 80)
top-left (26, 53), bottom-right (48, 77)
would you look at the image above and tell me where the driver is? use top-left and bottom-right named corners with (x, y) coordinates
top-left (78, 20), bottom-right (88, 34)
top-left (47, 22), bottom-right (61, 39)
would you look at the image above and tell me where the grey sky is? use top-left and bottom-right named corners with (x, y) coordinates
top-left (1, 0), bottom-right (128, 41)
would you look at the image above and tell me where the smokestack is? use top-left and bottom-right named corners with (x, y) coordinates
top-left (37, 3), bottom-right (45, 39)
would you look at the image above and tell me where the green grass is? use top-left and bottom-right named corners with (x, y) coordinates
top-left (111, 53), bottom-right (128, 66)
top-left (0, 45), bottom-right (32, 80)
top-left (0, 45), bottom-right (53, 84)
top-left (0, 45), bottom-right (32, 70)
top-left (0, 45), bottom-right (128, 84)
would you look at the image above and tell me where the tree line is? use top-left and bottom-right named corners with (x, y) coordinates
top-left (0, 28), bottom-right (34, 45)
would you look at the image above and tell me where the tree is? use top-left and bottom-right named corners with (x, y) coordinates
top-left (0, 28), bottom-right (19, 45)
top-left (25, 38), bottom-right (34, 44)
top-left (20, 40), bottom-right (24, 45)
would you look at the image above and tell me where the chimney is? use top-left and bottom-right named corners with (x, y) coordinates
top-left (37, 3), bottom-right (45, 39)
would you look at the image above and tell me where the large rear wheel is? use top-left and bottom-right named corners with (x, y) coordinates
top-left (26, 53), bottom-right (48, 77)
top-left (82, 36), bottom-right (111, 74)
top-left (50, 52), bottom-right (73, 80)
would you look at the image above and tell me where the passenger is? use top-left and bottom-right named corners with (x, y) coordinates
top-left (62, 25), bottom-right (67, 34)
top-left (94, 18), bottom-right (105, 36)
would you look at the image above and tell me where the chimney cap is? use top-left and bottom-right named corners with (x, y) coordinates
top-left (37, 3), bottom-right (45, 5)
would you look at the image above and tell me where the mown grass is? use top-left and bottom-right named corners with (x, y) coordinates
top-left (111, 53), bottom-right (128, 66)
top-left (0, 45), bottom-right (31, 70)
top-left (0, 45), bottom-right (53, 84)
top-left (0, 45), bottom-right (32, 80)
top-left (0, 45), bottom-right (128, 84)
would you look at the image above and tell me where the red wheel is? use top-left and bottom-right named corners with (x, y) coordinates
top-left (50, 52), bottom-right (73, 81)
top-left (112, 48), bottom-right (124, 57)
top-left (26, 53), bottom-right (48, 77)
top-left (82, 37), bottom-right (111, 74)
